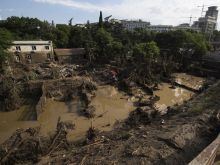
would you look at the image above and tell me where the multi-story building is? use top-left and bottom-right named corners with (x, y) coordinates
top-left (9, 41), bottom-right (54, 63)
top-left (175, 23), bottom-right (201, 32)
top-left (147, 25), bottom-right (174, 32)
top-left (121, 19), bottom-right (150, 31)
top-left (192, 6), bottom-right (218, 34)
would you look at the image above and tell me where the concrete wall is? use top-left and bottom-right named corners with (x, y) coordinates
top-left (14, 52), bottom-right (53, 64)
top-left (9, 41), bottom-right (54, 64)
top-left (9, 44), bottom-right (52, 53)
top-left (57, 55), bottom-right (87, 64)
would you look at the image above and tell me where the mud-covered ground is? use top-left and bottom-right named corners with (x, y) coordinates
top-left (31, 80), bottom-right (219, 165)
top-left (0, 62), bottom-right (219, 165)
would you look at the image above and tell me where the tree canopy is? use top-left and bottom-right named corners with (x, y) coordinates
top-left (0, 28), bottom-right (12, 62)
top-left (0, 16), bottom-right (211, 69)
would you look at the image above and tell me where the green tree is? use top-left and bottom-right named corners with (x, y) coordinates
top-left (107, 41), bottom-right (124, 63)
top-left (133, 41), bottom-right (160, 82)
top-left (68, 26), bottom-right (87, 48)
top-left (98, 11), bottom-right (103, 28)
top-left (0, 28), bottom-right (12, 69)
top-left (95, 28), bottom-right (113, 60)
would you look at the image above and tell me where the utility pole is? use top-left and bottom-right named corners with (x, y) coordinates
top-left (181, 15), bottom-right (197, 26)
top-left (189, 15), bottom-right (197, 25)
top-left (197, 4), bottom-right (206, 17)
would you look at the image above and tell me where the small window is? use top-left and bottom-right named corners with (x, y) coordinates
top-left (45, 46), bottom-right (49, 50)
top-left (15, 55), bottom-right (20, 62)
top-left (27, 55), bottom-right (32, 59)
top-left (16, 46), bottom-right (21, 51)
top-left (27, 54), bottom-right (32, 63)
top-left (32, 46), bottom-right (36, 51)
top-left (47, 53), bottom-right (51, 59)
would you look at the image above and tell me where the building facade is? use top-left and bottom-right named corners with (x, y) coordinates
top-left (121, 19), bottom-right (150, 31)
top-left (192, 6), bottom-right (218, 34)
top-left (147, 25), bottom-right (174, 32)
top-left (54, 48), bottom-right (86, 64)
top-left (175, 23), bottom-right (201, 32)
top-left (9, 41), bottom-right (54, 64)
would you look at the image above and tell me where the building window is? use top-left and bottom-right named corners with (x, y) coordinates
top-left (27, 54), bottom-right (31, 59)
top-left (16, 46), bottom-right (21, 51)
top-left (47, 53), bottom-right (51, 59)
top-left (32, 46), bottom-right (37, 51)
top-left (45, 46), bottom-right (49, 50)
top-left (15, 55), bottom-right (20, 62)
top-left (27, 54), bottom-right (32, 63)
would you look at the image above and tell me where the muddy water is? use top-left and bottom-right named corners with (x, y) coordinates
top-left (0, 74), bottom-right (206, 144)
top-left (0, 86), bottom-right (134, 144)
top-left (46, 85), bottom-right (134, 141)
top-left (0, 106), bottom-right (39, 143)
top-left (154, 83), bottom-right (194, 107)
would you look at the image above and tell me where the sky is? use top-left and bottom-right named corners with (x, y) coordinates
top-left (0, 0), bottom-right (220, 29)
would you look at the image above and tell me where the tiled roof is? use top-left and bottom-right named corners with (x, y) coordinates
top-left (54, 48), bottom-right (85, 56)
top-left (12, 41), bottom-right (52, 45)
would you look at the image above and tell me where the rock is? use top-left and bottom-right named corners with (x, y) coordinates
top-left (126, 107), bottom-right (158, 126)
top-left (130, 146), bottom-right (160, 159)
top-left (158, 124), bottom-right (199, 149)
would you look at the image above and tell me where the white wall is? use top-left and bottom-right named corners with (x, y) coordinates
top-left (9, 44), bottom-right (52, 53)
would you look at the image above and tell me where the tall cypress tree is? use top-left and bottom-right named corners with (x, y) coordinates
top-left (99, 11), bottom-right (103, 28)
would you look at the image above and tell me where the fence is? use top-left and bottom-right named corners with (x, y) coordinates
top-left (189, 134), bottom-right (220, 165)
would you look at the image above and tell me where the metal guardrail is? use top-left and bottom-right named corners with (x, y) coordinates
top-left (189, 134), bottom-right (220, 165)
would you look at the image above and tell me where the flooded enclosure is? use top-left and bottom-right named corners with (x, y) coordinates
top-left (153, 73), bottom-right (206, 113)
top-left (154, 83), bottom-right (194, 106)
top-left (42, 85), bottom-right (134, 142)
top-left (0, 85), bottom-right (134, 143)
top-left (0, 74), bottom-right (206, 144)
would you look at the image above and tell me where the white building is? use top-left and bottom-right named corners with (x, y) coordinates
top-left (121, 19), bottom-right (151, 31)
top-left (147, 25), bottom-right (174, 32)
top-left (9, 41), bottom-right (54, 63)
top-left (175, 23), bottom-right (201, 32)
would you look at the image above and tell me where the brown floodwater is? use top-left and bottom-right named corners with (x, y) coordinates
top-left (0, 105), bottom-right (39, 144)
top-left (0, 85), bottom-right (134, 143)
top-left (0, 74), bottom-right (206, 144)
top-left (154, 83), bottom-right (194, 114)
top-left (57, 85), bottom-right (134, 141)
top-left (154, 83), bottom-right (194, 106)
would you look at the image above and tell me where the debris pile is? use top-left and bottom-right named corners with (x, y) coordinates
top-left (0, 119), bottom-right (74, 165)
top-left (126, 107), bottom-right (158, 126)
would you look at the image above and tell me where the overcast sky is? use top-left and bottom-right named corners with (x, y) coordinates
top-left (0, 0), bottom-right (220, 29)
